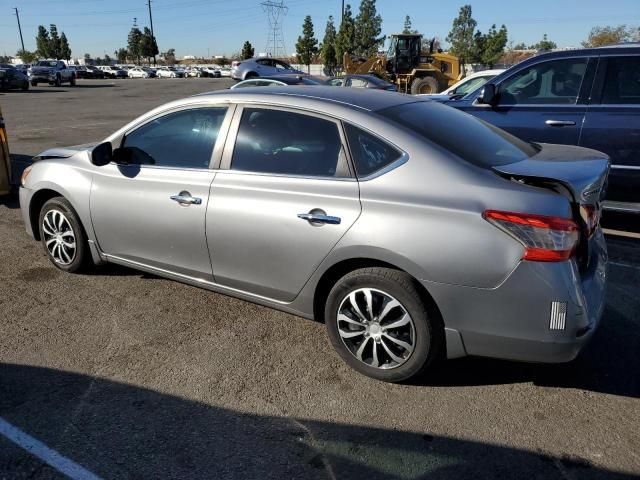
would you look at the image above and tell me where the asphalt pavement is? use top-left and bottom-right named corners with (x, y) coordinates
top-left (0, 79), bottom-right (638, 480)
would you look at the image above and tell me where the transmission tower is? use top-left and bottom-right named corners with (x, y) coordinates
top-left (261, 0), bottom-right (288, 58)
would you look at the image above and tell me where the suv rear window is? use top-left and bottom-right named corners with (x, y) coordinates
top-left (379, 101), bottom-right (539, 168)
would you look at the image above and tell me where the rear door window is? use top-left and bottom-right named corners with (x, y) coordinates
top-left (231, 108), bottom-right (345, 177)
top-left (601, 56), bottom-right (640, 104)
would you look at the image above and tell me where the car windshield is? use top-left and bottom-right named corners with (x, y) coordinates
top-left (379, 101), bottom-right (540, 168)
top-left (455, 75), bottom-right (497, 95)
top-left (36, 61), bottom-right (58, 67)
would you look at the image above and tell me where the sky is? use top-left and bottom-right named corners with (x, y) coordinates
top-left (1, 0), bottom-right (638, 59)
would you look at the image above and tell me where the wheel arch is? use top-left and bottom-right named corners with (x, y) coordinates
top-left (29, 188), bottom-right (65, 241)
top-left (312, 257), bottom-right (445, 355)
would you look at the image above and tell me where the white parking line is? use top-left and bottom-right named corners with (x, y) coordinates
top-left (0, 417), bottom-right (102, 480)
top-left (609, 261), bottom-right (640, 270)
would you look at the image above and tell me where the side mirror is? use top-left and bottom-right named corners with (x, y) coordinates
top-left (91, 142), bottom-right (112, 166)
top-left (479, 84), bottom-right (498, 105)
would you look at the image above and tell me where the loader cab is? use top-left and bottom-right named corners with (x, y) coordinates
top-left (386, 34), bottom-right (423, 74)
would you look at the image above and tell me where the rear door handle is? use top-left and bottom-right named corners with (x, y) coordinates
top-left (297, 212), bottom-right (341, 225)
top-left (170, 191), bottom-right (202, 205)
top-left (545, 120), bottom-right (576, 127)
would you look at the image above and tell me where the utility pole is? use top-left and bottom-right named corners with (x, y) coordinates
top-left (14, 7), bottom-right (25, 53)
top-left (147, 0), bottom-right (156, 65)
top-left (341, 0), bottom-right (344, 24)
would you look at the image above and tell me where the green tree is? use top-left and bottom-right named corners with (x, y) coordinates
top-left (214, 57), bottom-right (229, 66)
top-left (241, 41), bottom-right (254, 60)
top-left (60, 32), bottom-right (71, 60)
top-left (36, 25), bottom-right (51, 58)
top-left (335, 4), bottom-right (356, 65)
top-left (127, 26), bottom-right (143, 64)
top-left (115, 48), bottom-right (128, 63)
top-left (468, 30), bottom-right (486, 64)
top-left (403, 15), bottom-right (412, 34)
top-left (140, 27), bottom-right (159, 64)
top-left (296, 15), bottom-right (318, 73)
top-left (513, 42), bottom-right (528, 50)
top-left (354, 0), bottom-right (383, 57)
top-left (533, 34), bottom-right (556, 51)
top-left (103, 53), bottom-right (112, 65)
top-left (84, 53), bottom-right (91, 62)
top-left (162, 48), bottom-right (176, 65)
top-left (446, 4), bottom-right (477, 62)
top-left (49, 24), bottom-right (62, 59)
top-left (481, 24), bottom-right (508, 67)
top-left (16, 49), bottom-right (38, 64)
top-left (320, 16), bottom-right (337, 74)
top-left (581, 25), bottom-right (633, 47)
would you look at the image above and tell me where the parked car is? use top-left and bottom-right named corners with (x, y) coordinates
top-left (86, 65), bottom-right (105, 79)
top-left (448, 44), bottom-right (640, 212)
top-left (231, 57), bottom-right (302, 80)
top-left (19, 87), bottom-right (608, 382)
top-left (28, 60), bottom-right (76, 87)
top-left (156, 67), bottom-right (177, 78)
top-left (184, 67), bottom-right (202, 78)
top-left (74, 66), bottom-right (93, 79)
top-left (0, 102), bottom-right (10, 195)
top-left (219, 68), bottom-right (231, 77)
top-left (325, 74), bottom-right (397, 91)
top-left (98, 66), bottom-right (127, 79)
top-left (127, 67), bottom-right (149, 79)
top-left (230, 75), bottom-right (323, 89)
top-left (203, 67), bottom-right (221, 78)
top-left (143, 67), bottom-right (157, 78)
top-left (0, 65), bottom-right (29, 91)
top-left (419, 69), bottom-right (505, 102)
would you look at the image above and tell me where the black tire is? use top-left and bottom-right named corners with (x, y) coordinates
top-left (325, 267), bottom-right (441, 382)
top-left (244, 72), bottom-right (258, 79)
top-left (411, 76), bottom-right (439, 95)
top-left (54, 75), bottom-right (61, 87)
top-left (22, 81), bottom-right (29, 91)
top-left (70, 75), bottom-right (76, 86)
top-left (31, 81), bottom-right (37, 87)
top-left (38, 197), bottom-right (90, 273)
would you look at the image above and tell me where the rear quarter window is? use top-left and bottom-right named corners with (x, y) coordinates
top-left (345, 124), bottom-right (403, 177)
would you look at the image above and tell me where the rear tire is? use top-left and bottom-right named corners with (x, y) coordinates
top-left (38, 197), bottom-right (90, 273)
top-left (244, 72), bottom-right (258, 79)
top-left (325, 267), bottom-right (441, 383)
top-left (31, 81), bottom-right (37, 87)
top-left (411, 76), bottom-right (439, 95)
top-left (70, 75), bottom-right (76, 86)
top-left (22, 81), bottom-right (29, 91)
top-left (54, 75), bottom-right (61, 87)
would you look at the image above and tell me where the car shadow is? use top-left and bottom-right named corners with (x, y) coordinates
top-left (0, 363), bottom-right (634, 480)
top-left (72, 84), bottom-right (116, 89)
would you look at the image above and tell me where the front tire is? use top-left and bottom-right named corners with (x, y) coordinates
top-left (54, 75), bottom-right (61, 87)
top-left (325, 267), bottom-right (440, 382)
top-left (22, 81), bottom-right (29, 91)
top-left (70, 75), bottom-right (76, 86)
top-left (38, 197), bottom-right (89, 273)
top-left (31, 81), bottom-right (38, 87)
top-left (411, 76), bottom-right (439, 95)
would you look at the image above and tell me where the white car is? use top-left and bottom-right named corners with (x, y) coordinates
top-left (156, 68), bottom-right (177, 78)
top-left (418, 69), bottom-right (505, 101)
top-left (202, 67), bottom-right (221, 78)
top-left (184, 67), bottom-right (201, 78)
top-left (219, 68), bottom-right (231, 77)
top-left (127, 67), bottom-right (149, 79)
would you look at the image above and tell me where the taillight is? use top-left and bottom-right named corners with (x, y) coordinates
top-left (483, 210), bottom-right (579, 262)
top-left (580, 204), bottom-right (600, 238)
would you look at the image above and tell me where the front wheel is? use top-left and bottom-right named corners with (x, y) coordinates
top-left (38, 197), bottom-right (89, 273)
top-left (411, 76), bottom-right (439, 95)
top-left (325, 267), bottom-right (441, 382)
top-left (70, 75), bottom-right (76, 86)
top-left (22, 81), bottom-right (29, 91)
top-left (54, 75), bottom-right (61, 87)
top-left (31, 81), bottom-right (38, 87)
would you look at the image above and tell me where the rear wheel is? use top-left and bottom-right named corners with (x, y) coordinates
top-left (411, 76), bottom-right (439, 95)
top-left (244, 72), bottom-right (258, 79)
top-left (22, 81), bottom-right (29, 91)
top-left (38, 197), bottom-right (89, 273)
top-left (325, 267), bottom-right (441, 382)
top-left (70, 75), bottom-right (76, 86)
top-left (31, 81), bottom-right (38, 87)
top-left (54, 75), bottom-right (61, 87)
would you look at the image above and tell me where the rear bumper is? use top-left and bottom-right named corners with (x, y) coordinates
top-left (425, 229), bottom-right (607, 363)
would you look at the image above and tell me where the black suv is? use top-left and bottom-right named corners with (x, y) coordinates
top-left (449, 44), bottom-right (640, 214)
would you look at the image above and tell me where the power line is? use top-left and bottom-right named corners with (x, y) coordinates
top-left (14, 7), bottom-right (25, 52)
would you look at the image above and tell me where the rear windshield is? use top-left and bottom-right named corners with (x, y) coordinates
top-left (379, 101), bottom-right (539, 167)
top-left (37, 61), bottom-right (58, 67)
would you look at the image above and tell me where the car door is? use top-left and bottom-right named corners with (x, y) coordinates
top-left (579, 54), bottom-right (640, 207)
top-left (207, 105), bottom-right (361, 302)
top-left (458, 56), bottom-right (595, 145)
top-left (91, 105), bottom-right (232, 280)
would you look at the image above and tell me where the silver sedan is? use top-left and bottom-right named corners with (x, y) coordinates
top-left (19, 87), bottom-right (609, 382)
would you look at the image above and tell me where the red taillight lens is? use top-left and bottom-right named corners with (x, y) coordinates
top-left (483, 210), bottom-right (580, 262)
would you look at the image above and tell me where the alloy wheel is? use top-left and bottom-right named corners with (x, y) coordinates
top-left (337, 288), bottom-right (415, 369)
top-left (42, 209), bottom-right (76, 265)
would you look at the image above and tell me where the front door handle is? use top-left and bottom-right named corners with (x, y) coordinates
top-left (545, 120), bottom-right (576, 127)
top-left (170, 191), bottom-right (202, 205)
top-left (298, 211), bottom-right (341, 225)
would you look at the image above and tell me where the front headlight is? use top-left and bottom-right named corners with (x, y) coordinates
top-left (21, 165), bottom-right (33, 187)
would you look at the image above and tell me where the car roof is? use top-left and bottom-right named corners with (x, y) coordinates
top-left (195, 85), bottom-right (422, 112)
